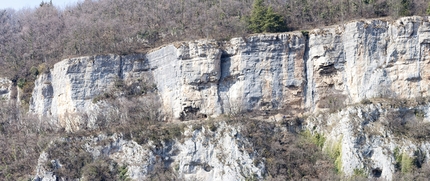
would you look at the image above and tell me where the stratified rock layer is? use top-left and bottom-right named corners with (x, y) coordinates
top-left (30, 54), bottom-right (151, 130)
top-left (29, 16), bottom-right (430, 180)
top-left (306, 16), bottom-right (430, 110)
top-left (34, 122), bottom-right (263, 181)
top-left (146, 35), bottom-right (306, 120)
top-left (31, 17), bottom-right (430, 125)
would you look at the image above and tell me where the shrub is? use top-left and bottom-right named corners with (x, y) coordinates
top-left (81, 159), bottom-right (119, 181)
top-left (302, 130), bottom-right (326, 149)
top-left (427, 3), bottom-right (430, 15)
top-left (29, 66), bottom-right (39, 77)
top-left (333, 141), bottom-right (342, 173)
top-left (237, 119), bottom-right (337, 179)
top-left (394, 147), bottom-right (415, 173)
top-left (38, 63), bottom-right (49, 74)
top-left (301, 30), bottom-right (309, 37)
top-left (353, 168), bottom-right (367, 177)
top-left (398, 0), bottom-right (413, 17)
top-left (17, 78), bottom-right (26, 89)
top-left (360, 99), bottom-right (372, 105)
top-left (118, 165), bottom-right (130, 181)
top-left (46, 140), bottom-right (94, 179)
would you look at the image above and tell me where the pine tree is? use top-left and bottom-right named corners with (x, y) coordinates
top-left (248, 0), bottom-right (267, 33)
top-left (262, 7), bottom-right (287, 33)
top-left (398, 0), bottom-right (412, 16)
top-left (248, 0), bottom-right (287, 33)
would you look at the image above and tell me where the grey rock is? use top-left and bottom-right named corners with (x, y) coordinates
top-left (0, 77), bottom-right (13, 101)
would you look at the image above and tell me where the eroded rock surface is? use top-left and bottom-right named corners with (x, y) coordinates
top-left (306, 16), bottom-right (430, 110)
top-left (306, 102), bottom-right (430, 180)
top-left (31, 16), bottom-right (430, 126)
top-left (28, 16), bottom-right (430, 180)
top-left (0, 78), bottom-right (13, 101)
top-left (34, 122), bottom-right (263, 181)
top-left (30, 54), bottom-right (152, 130)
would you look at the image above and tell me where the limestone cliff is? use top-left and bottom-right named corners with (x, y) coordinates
top-left (29, 16), bottom-right (430, 180)
top-left (30, 16), bottom-right (430, 125)
top-left (34, 122), bottom-right (264, 181)
top-left (30, 54), bottom-right (152, 130)
top-left (306, 102), bottom-right (430, 180)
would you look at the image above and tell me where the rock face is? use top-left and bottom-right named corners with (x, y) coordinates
top-left (30, 54), bottom-right (151, 130)
top-left (146, 42), bottom-right (224, 120)
top-left (306, 103), bottom-right (430, 180)
top-left (30, 16), bottom-right (430, 124)
top-left (34, 122), bottom-right (264, 181)
top-left (306, 16), bottom-right (430, 110)
top-left (148, 15), bottom-right (430, 119)
top-left (0, 78), bottom-right (13, 101)
top-left (146, 35), bottom-right (306, 120)
top-left (29, 16), bottom-right (430, 180)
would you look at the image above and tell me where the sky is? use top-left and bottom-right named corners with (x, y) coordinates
top-left (0, 0), bottom-right (81, 10)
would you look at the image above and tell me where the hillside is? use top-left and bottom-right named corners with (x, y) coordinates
top-left (1, 0), bottom-right (430, 111)
top-left (1, 15), bottom-right (430, 180)
top-left (1, 0), bottom-right (430, 180)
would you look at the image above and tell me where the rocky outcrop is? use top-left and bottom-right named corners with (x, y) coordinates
top-left (0, 78), bottom-right (13, 101)
top-left (30, 16), bottom-right (430, 125)
top-left (148, 16), bottom-right (430, 119)
top-left (306, 16), bottom-right (430, 110)
top-left (306, 102), bottom-right (430, 180)
top-left (34, 122), bottom-right (264, 181)
top-left (146, 35), bottom-right (306, 120)
top-left (29, 16), bottom-right (430, 180)
top-left (29, 54), bottom-right (152, 130)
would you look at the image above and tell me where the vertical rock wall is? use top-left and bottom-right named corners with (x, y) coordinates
top-left (306, 16), bottom-right (430, 110)
top-left (30, 54), bottom-right (150, 130)
top-left (30, 16), bottom-right (430, 127)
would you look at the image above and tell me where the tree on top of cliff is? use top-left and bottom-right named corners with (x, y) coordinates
top-left (247, 0), bottom-right (287, 33)
top-left (427, 2), bottom-right (430, 15)
top-left (398, 0), bottom-right (413, 16)
top-left (1, 0), bottom-right (430, 84)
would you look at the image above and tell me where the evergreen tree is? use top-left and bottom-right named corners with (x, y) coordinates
top-left (398, 0), bottom-right (412, 16)
top-left (248, 0), bottom-right (286, 33)
top-left (248, 0), bottom-right (267, 33)
top-left (262, 7), bottom-right (287, 33)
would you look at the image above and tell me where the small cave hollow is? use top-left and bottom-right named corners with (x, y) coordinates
top-left (372, 168), bottom-right (382, 178)
top-left (318, 63), bottom-right (337, 75)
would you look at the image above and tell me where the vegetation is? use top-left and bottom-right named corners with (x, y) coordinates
top-left (232, 118), bottom-right (339, 180)
top-left (383, 107), bottom-right (430, 141)
top-left (302, 130), bottom-right (326, 149)
top-left (3, 91), bottom-right (430, 180)
top-left (0, 0), bottom-right (429, 82)
top-left (329, 139), bottom-right (343, 173)
top-left (247, 0), bottom-right (287, 33)
top-left (0, 92), bottom-right (339, 180)
top-left (0, 102), bottom-right (54, 180)
top-left (353, 168), bottom-right (367, 177)
top-left (427, 2), bottom-right (430, 15)
top-left (2, 0), bottom-right (430, 180)
top-left (0, 0), bottom-right (428, 107)
top-left (393, 147), bottom-right (415, 173)
top-left (0, 74), bottom-right (163, 180)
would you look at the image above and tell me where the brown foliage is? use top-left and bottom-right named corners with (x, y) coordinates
top-left (235, 119), bottom-right (339, 180)
top-left (0, 102), bottom-right (54, 180)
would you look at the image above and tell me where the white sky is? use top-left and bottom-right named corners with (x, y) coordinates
top-left (0, 0), bottom-right (81, 10)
